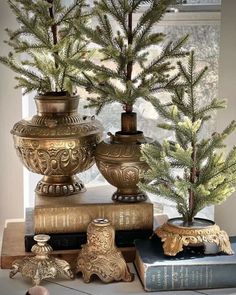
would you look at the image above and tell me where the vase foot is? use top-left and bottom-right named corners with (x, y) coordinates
top-left (112, 191), bottom-right (147, 203)
top-left (36, 175), bottom-right (86, 197)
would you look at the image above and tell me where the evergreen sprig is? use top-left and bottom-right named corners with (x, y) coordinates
top-left (140, 51), bottom-right (236, 224)
top-left (0, 0), bottom-right (89, 95)
top-left (71, 0), bottom-right (188, 114)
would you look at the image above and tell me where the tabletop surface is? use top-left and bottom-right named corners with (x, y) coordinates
top-left (1, 264), bottom-right (236, 295)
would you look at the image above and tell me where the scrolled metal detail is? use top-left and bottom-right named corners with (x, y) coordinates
top-left (9, 235), bottom-right (74, 285)
top-left (155, 218), bottom-right (234, 256)
top-left (76, 219), bottom-right (134, 283)
top-left (96, 139), bottom-right (143, 159)
top-left (36, 176), bottom-right (85, 196)
top-left (14, 140), bottom-right (94, 176)
top-left (96, 151), bottom-right (148, 202)
top-left (11, 120), bottom-right (99, 137)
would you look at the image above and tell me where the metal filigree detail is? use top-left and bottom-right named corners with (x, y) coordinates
top-left (12, 118), bottom-right (101, 137)
top-left (14, 139), bottom-right (94, 175)
top-left (112, 191), bottom-right (147, 202)
top-left (9, 235), bottom-right (74, 285)
top-left (96, 141), bottom-right (142, 159)
top-left (76, 219), bottom-right (134, 283)
top-left (11, 95), bottom-right (103, 197)
top-left (95, 133), bottom-right (149, 202)
top-left (36, 176), bottom-right (85, 196)
top-left (155, 218), bottom-right (234, 256)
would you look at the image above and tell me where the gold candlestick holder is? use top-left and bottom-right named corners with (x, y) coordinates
top-left (9, 234), bottom-right (74, 285)
top-left (76, 218), bottom-right (134, 283)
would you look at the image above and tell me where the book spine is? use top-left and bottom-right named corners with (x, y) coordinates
top-left (25, 233), bottom-right (86, 252)
top-left (34, 203), bottom-right (153, 233)
top-left (25, 229), bottom-right (153, 252)
top-left (143, 264), bottom-right (236, 291)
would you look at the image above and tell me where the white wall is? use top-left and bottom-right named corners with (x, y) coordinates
top-left (0, 2), bottom-right (24, 234)
top-left (215, 0), bottom-right (236, 235)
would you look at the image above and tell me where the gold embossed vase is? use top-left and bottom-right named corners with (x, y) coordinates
top-left (95, 112), bottom-right (152, 203)
top-left (76, 218), bottom-right (134, 283)
top-left (11, 93), bottom-right (103, 197)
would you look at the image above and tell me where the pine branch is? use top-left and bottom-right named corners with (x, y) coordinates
top-left (1, 0), bottom-right (89, 94)
top-left (136, 35), bottom-right (189, 82)
top-left (141, 51), bottom-right (236, 223)
top-left (55, 0), bottom-right (81, 26)
top-left (80, 0), bottom-right (187, 113)
top-left (195, 98), bottom-right (227, 120)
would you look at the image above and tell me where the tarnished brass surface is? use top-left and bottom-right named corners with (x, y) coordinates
top-left (9, 234), bottom-right (74, 285)
top-left (11, 94), bottom-right (103, 197)
top-left (155, 217), bottom-right (234, 256)
top-left (76, 218), bottom-right (134, 283)
top-left (95, 131), bottom-right (151, 203)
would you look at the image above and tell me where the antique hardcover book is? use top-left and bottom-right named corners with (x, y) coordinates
top-left (135, 236), bottom-right (236, 291)
top-left (1, 222), bottom-right (135, 269)
top-left (34, 185), bottom-right (154, 234)
top-left (25, 208), bottom-right (153, 251)
top-left (25, 229), bottom-right (153, 252)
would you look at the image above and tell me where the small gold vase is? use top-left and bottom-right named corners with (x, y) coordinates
top-left (76, 218), bottom-right (134, 283)
top-left (11, 93), bottom-right (103, 197)
top-left (155, 217), bottom-right (234, 256)
top-left (95, 112), bottom-right (151, 203)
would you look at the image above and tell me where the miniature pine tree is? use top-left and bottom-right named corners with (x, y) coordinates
top-left (0, 0), bottom-right (88, 95)
top-left (140, 51), bottom-right (236, 225)
top-left (71, 0), bottom-right (188, 114)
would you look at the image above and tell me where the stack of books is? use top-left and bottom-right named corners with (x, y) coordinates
top-left (25, 185), bottom-right (154, 252)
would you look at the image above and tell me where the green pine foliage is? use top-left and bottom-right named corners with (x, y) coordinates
top-left (71, 0), bottom-right (188, 114)
top-left (0, 0), bottom-right (89, 95)
top-left (140, 51), bottom-right (236, 224)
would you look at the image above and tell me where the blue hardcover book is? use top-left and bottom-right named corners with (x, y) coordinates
top-left (134, 236), bottom-right (236, 291)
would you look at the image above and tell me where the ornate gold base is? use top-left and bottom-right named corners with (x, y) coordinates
top-left (36, 175), bottom-right (85, 196)
top-left (76, 219), bottom-right (134, 283)
top-left (155, 217), bottom-right (234, 256)
top-left (112, 190), bottom-right (147, 203)
top-left (9, 235), bottom-right (74, 285)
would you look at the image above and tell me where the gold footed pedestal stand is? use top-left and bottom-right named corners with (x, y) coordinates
top-left (76, 218), bottom-right (134, 283)
top-left (155, 218), bottom-right (234, 256)
top-left (9, 234), bottom-right (74, 285)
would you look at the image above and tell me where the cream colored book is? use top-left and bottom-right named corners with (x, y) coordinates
top-left (34, 185), bottom-right (154, 234)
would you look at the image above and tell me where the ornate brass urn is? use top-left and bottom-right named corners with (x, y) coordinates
top-left (11, 93), bottom-right (103, 197)
top-left (95, 112), bottom-right (151, 203)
